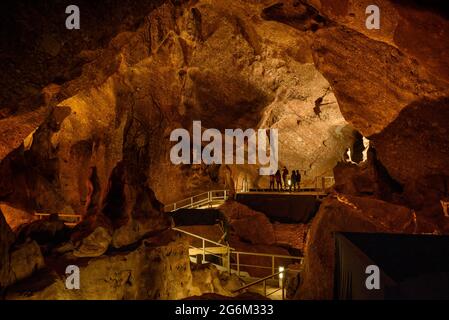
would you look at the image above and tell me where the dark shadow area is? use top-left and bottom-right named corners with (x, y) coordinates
top-left (235, 193), bottom-right (320, 223)
top-left (335, 232), bottom-right (449, 300)
top-left (169, 208), bottom-right (224, 226)
top-left (391, 0), bottom-right (449, 19)
top-left (102, 162), bottom-right (127, 225)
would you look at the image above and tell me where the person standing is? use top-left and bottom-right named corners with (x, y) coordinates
top-left (296, 170), bottom-right (302, 191)
top-left (282, 166), bottom-right (289, 190)
top-left (290, 170), bottom-right (297, 192)
top-left (275, 170), bottom-right (282, 191)
top-left (269, 172), bottom-right (275, 191)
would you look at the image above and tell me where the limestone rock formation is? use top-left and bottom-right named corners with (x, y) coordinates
top-left (1, 0), bottom-right (449, 301)
top-left (219, 201), bottom-right (276, 245)
top-left (0, 209), bottom-right (15, 289)
top-left (297, 193), bottom-right (420, 300)
top-left (265, 0), bottom-right (449, 214)
top-left (0, 0), bottom-right (356, 218)
top-left (6, 231), bottom-right (234, 300)
top-left (0, 204), bottom-right (37, 231)
top-left (15, 215), bottom-right (69, 247)
top-left (9, 240), bottom-right (45, 284)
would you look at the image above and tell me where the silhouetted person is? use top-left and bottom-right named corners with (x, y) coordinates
top-left (296, 170), bottom-right (301, 191)
top-left (282, 166), bottom-right (289, 190)
top-left (290, 171), bottom-right (297, 192)
top-left (275, 170), bottom-right (282, 191)
top-left (269, 172), bottom-right (275, 190)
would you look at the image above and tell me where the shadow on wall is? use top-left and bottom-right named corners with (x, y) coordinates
top-left (371, 97), bottom-right (449, 211)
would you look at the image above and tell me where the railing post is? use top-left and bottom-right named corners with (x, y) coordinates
top-left (272, 256), bottom-right (275, 276)
top-left (279, 266), bottom-right (285, 300)
top-left (227, 248), bottom-right (231, 274)
top-left (237, 252), bottom-right (240, 277)
top-left (263, 280), bottom-right (267, 297)
top-left (174, 202), bottom-right (177, 210)
top-left (202, 239), bottom-right (205, 263)
top-left (224, 190), bottom-right (227, 200)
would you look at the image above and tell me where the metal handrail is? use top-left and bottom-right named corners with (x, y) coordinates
top-left (172, 227), bottom-right (302, 289)
top-left (232, 251), bottom-right (302, 260)
top-left (172, 227), bottom-right (232, 249)
top-left (233, 271), bottom-right (282, 293)
top-left (35, 212), bottom-right (82, 219)
top-left (164, 190), bottom-right (229, 212)
top-left (230, 263), bottom-right (300, 272)
top-left (233, 270), bottom-right (287, 299)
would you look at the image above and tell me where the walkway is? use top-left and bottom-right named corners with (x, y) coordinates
top-left (172, 226), bottom-right (302, 300)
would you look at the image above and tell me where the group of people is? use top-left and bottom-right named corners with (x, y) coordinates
top-left (269, 167), bottom-right (301, 191)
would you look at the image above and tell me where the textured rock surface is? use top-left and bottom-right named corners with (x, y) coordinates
top-left (0, 204), bottom-right (37, 231)
top-left (273, 222), bottom-right (309, 253)
top-left (1, 0), bottom-right (449, 301)
top-left (9, 240), bottom-right (45, 284)
top-left (0, 0), bottom-right (355, 217)
top-left (219, 201), bottom-right (276, 245)
top-left (297, 193), bottom-right (420, 300)
top-left (265, 0), bottom-right (449, 214)
top-left (0, 210), bottom-right (15, 289)
top-left (6, 231), bottom-right (234, 300)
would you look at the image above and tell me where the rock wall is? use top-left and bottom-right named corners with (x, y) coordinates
top-left (297, 193), bottom-right (418, 299)
top-left (6, 231), bottom-right (236, 300)
top-left (0, 0), bottom-right (355, 217)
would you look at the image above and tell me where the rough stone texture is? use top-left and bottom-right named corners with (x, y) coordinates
top-left (0, 0), bottom-right (166, 161)
top-left (296, 193), bottom-right (422, 300)
top-left (191, 264), bottom-right (243, 296)
top-left (0, 0), bottom-right (354, 217)
top-left (73, 226), bottom-right (112, 258)
top-left (333, 147), bottom-right (404, 202)
top-left (229, 235), bottom-right (293, 278)
top-left (1, 0), bottom-right (449, 301)
top-left (6, 231), bottom-right (232, 300)
top-left (265, 0), bottom-right (449, 216)
top-left (0, 210), bottom-right (15, 289)
top-left (9, 240), bottom-right (45, 284)
top-left (219, 201), bottom-right (276, 245)
top-left (15, 215), bottom-right (69, 246)
top-left (0, 203), bottom-right (37, 231)
top-left (273, 222), bottom-right (309, 253)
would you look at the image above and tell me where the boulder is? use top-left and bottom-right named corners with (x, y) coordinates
top-left (219, 201), bottom-right (276, 245)
top-left (15, 214), bottom-right (69, 246)
top-left (297, 193), bottom-right (420, 300)
top-left (333, 148), bottom-right (404, 202)
top-left (229, 236), bottom-right (293, 278)
top-left (5, 231), bottom-right (234, 300)
top-left (273, 222), bottom-right (309, 253)
top-left (73, 226), bottom-right (112, 258)
top-left (9, 240), bottom-right (45, 283)
top-left (0, 204), bottom-right (37, 231)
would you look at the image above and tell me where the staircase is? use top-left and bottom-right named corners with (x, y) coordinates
top-left (172, 227), bottom-right (302, 300)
